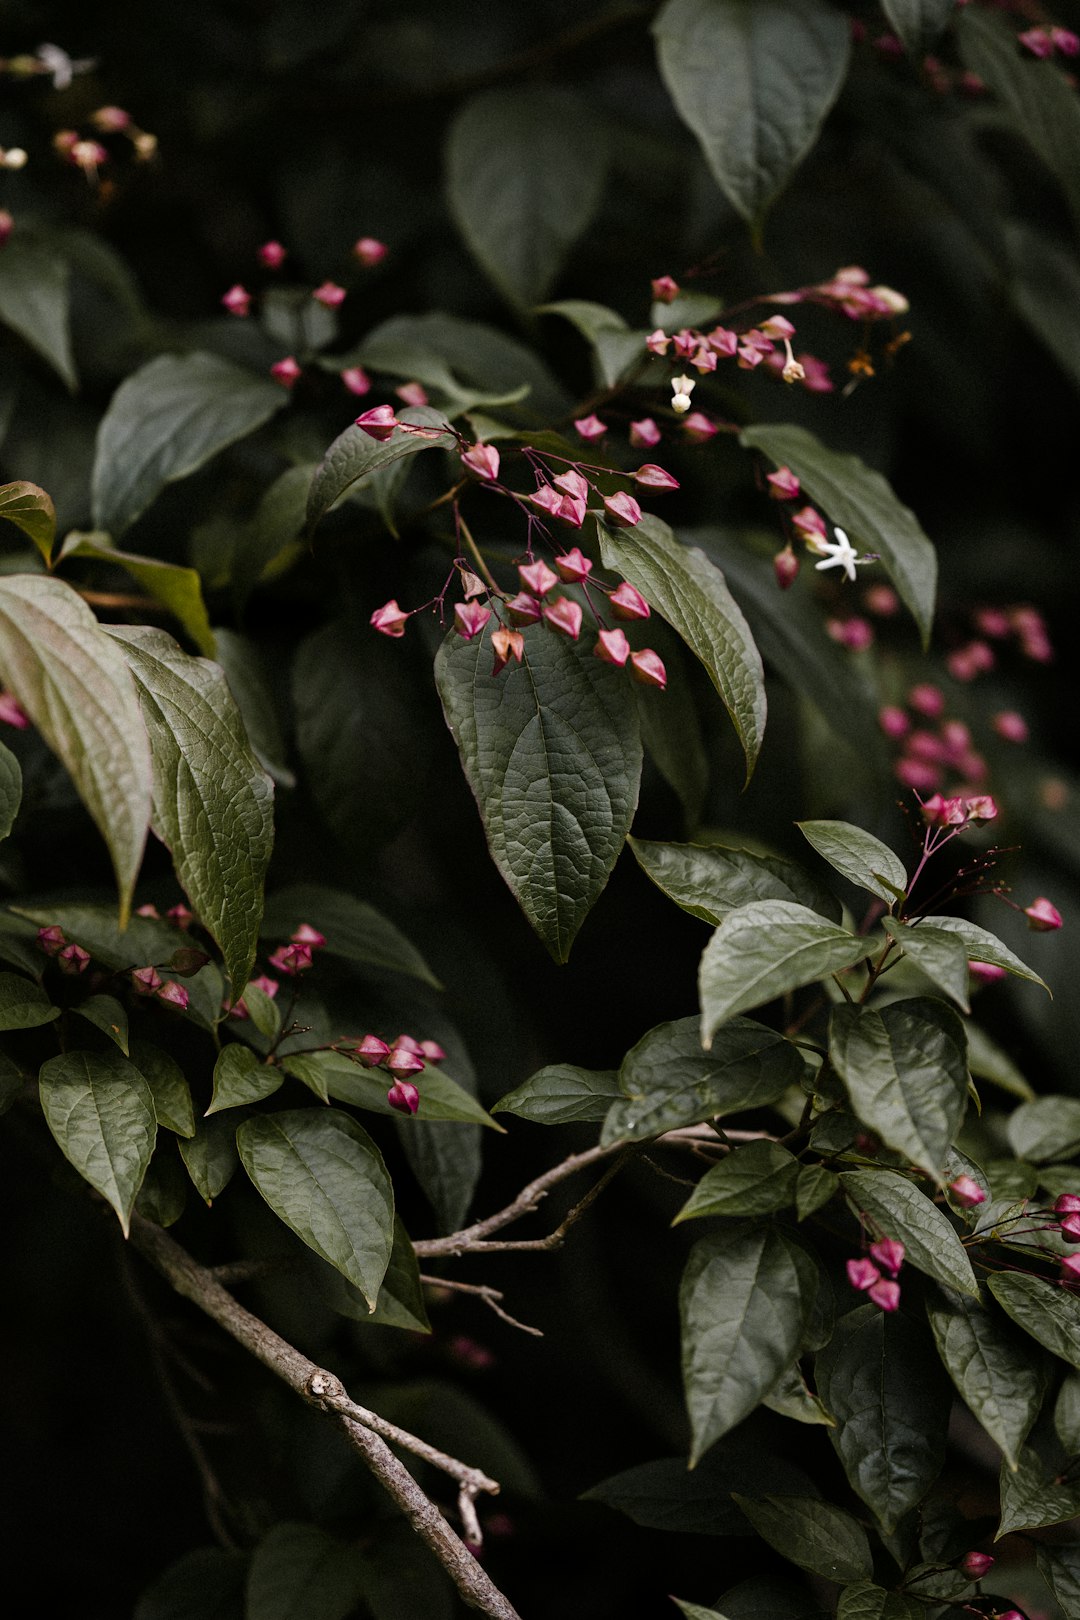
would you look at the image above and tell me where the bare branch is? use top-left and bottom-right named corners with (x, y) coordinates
top-left (418, 1275), bottom-right (544, 1337)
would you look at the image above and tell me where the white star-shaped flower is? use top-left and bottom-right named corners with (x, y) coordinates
top-left (811, 525), bottom-right (860, 583)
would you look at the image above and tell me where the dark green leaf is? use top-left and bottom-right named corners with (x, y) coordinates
top-left (282, 1049), bottom-right (500, 1129)
top-left (733, 1494), bottom-right (873, 1584)
top-left (60, 533), bottom-right (215, 657)
top-left (583, 1438), bottom-right (817, 1536)
top-left (988, 1271), bottom-right (1080, 1369)
top-left (700, 901), bottom-right (865, 1045)
top-left (435, 619), bottom-right (641, 963)
top-left (917, 915), bottom-right (1049, 993)
top-left (0, 234), bottom-right (75, 388)
top-left (0, 737), bottom-right (20, 844)
top-left (926, 1285), bottom-right (1044, 1469)
top-left (130, 1040), bottom-right (195, 1139)
top-left (211, 630), bottom-right (295, 789)
top-left (245, 1523), bottom-right (365, 1620)
top-left (797, 1164), bottom-right (838, 1220)
top-left (0, 479), bottom-right (56, 565)
top-left (998, 1442), bottom-right (1080, 1537)
top-left (39, 1049), bottom-right (157, 1235)
top-left (238, 979), bottom-right (280, 1040)
top-left (134, 1547), bottom-right (246, 1620)
top-left (881, 0), bottom-right (957, 56)
top-left (307, 1216), bottom-right (431, 1334)
top-left (226, 464), bottom-right (312, 611)
top-left (839, 1169), bottom-right (978, 1297)
top-left (707, 1577), bottom-right (827, 1620)
top-left (653, 0), bottom-right (850, 230)
top-left (881, 919), bottom-right (971, 1013)
top-left (72, 992), bottom-right (129, 1053)
top-left (493, 1063), bottom-right (621, 1124)
top-left (135, 1147), bottom-right (189, 1228)
top-left (260, 883), bottom-right (440, 989)
top-left (630, 836), bottom-right (842, 925)
top-left (836, 1583), bottom-right (921, 1620)
top-left (306, 406), bottom-right (456, 533)
top-left (1036, 1543), bottom-right (1080, 1613)
top-left (179, 1112), bottom-right (242, 1204)
top-left (0, 971), bottom-right (59, 1030)
top-left (675, 1141), bottom-right (800, 1222)
top-left (537, 300), bottom-right (645, 389)
top-left (1007, 1095), bottom-right (1080, 1164)
top-left (206, 1044), bottom-right (282, 1115)
top-left (797, 821), bottom-right (907, 904)
top-left (762, 1361), bottom-right (835, 1427)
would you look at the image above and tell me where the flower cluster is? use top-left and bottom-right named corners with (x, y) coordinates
top-left (846, 1236), bottom-right (905, 1311)
top-left (880, 685), bottom-right (992, 797)
top-left (36, 923), bottom-right (191, 1008)
top-left (342, 1031), bottom-right (447, 1115)
top-left (762, 466), bottom-right (872, 590)
top-left (645, 304), bottom-right (831, 415)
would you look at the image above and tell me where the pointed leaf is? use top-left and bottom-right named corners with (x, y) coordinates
top-left (673, 1604), bottom-right (724, 1620)
top-left (653, 0), bottom-right (850, 230)
top-left (0, 576), bottom-right (151, 921)
top-left (797, 1164), bottom-right (838, 1221)
top-left (584, 1439), bottom-right (817, 1537)
top-left (493, 1063), bottom-right (621, 1124)
top-left (435, 619), bottom-right (641, 963)
top-left (306, 405), bottom-right (456, 533)
top-left (797, 820), bottom-right (907, 904)
top-left (0, 233), bottom-right (75, 388)
top-left (1008, 1095), bottom-right (1080, 1164)
top-left (238, 979), bottom-right (280, 1041)
top-left (1036, 1544), bottom-right (1080, 1613)
top-left (260, 882), bottom-right (440, 989)
top-left (675, 1140), bottom-right (800, 1222)
top-left (599, 514), bottom-right (766, 778)
top-left (537, 300), bottom-right (644, 388)
top-left (762, 1361), bottom-right (835, 1427)
top-left (107, 626), bottom-right (274, 997)
top-left (918, 914), bottom-right (1049, 993)
top-left (630, 835), bottom-right (841, 925)
top-left (926, 1285), bottom-right (1044, 1469)
top-left (881, 918), bottom-right (971, 1012)
top-left (732, 1495), bottom-right (873, 1583)
top-left (130, 1040), bottom-right (195, 1139)
top-left (988, 1271), bottom-right (1080, 1370)
top-left (840, 1169), bottom-right (978, 1297)
top-left (741, 424), bottom-right (937, 646)
top-left (999, 1442), bottom-right (1080, 1537)
top-left (0, 971), bottom-right (59, 1030)
top-left (39, 1050), bottom-right (157, 1235)
top-left (0, 738), bottom-right (20, 844)
top-left (180, 1112), bottom-right (242, 1204)
top-left (246, 1523), bottom-right (365, 1620)
top-left (61, 533), bottom-right (215, 657)
top-left (881, 0), bottom-right (957, 56)
top-left (72, 992), bottom-right (129, 1054)
top-left (0, 480), bottom-right (56, 565)
top-left (237, 1109), bottom-right (394, 1307)
top-left (836, 1584), bottom-right (921, 1620)
top-left (212, 630), bottom-right (295, 789)
top-left (92, 352), bottom-right (287, 535)
top-left (281, 1049), bottom-right (501, 1129)
top-left (700, 900), bottom-right (866, 1045)
top-left (206, 1043), bottom-right (282, 1115)
top-left (306, 1214), bottom-right (431, 1334)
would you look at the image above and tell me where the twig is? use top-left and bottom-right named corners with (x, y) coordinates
top-left (419, 1275), bottom-right (544, 1337)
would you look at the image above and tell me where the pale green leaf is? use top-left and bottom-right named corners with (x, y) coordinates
top-left (0, 479), bottom-right (56, 564)
top-left (630, 835), bottom-right (842, 925)
top-left (60, 533), bottom-right (215, 657)
top-left (39, 1049), bottom-right (157, 1235)
top-left (797, 820), bottom-right (907, 904)
top-left (881, 0), bottom-right (957, 55)
top-left (918, 914), bottom-right (1049, 993)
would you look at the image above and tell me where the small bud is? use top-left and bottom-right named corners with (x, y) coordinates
top-left (1061, 1253), bottom-right (1080, 1283)
top-left (791, 505), bottom-right (827, 544)
top-left (948, 1175), bottom-right (986, 1208)
top-left (573, 414), bottom-right (607, 442)
top-left (908, 683), bottom-right (945, 718)
top-left (58, 943), bottom-right (91, 975)
top-left (353, 236), bottom-right (388, 267)
top-left (268, 941), bottom-right (313, 975)
top-left (530, 485), bottom-right (563, 520)
top-left (870, 1239), bottom-right (904, 1276)
top-left (459, 569), bottom-right (486, 600)
top-left (340, 366), bottom-right (371, 396)
top-left (706, 325), bottom-right (739, 357)
top-left (644, 329), bottom-right (671, 356)
top-left (827, 617), bottom-right (874, 652)
top-left (270, 356), bottom-right (301, 388)
top-left (157, 980), bottom-right (190, 1010)
top-left (461, 443), bottom-right (500, 481)
top-left (258, 240), bottom-right (287, 269)
top-left (291, 923), bottom-right (326, 948)
top-left (1019, 27), bottom-right (1055, 58)
top-left (167, 905), bottom-right (194, 929)
top-left (682, 411), bottom-right (718, 444)
top-left (878, 706), bottom-right (909, 740)
top-left (131, 966), bottom-right (163, 995)
top-left (863, 584), bottom-right (900, 616)
top-left (594, 627), bottom-right (631, 667)
top-left (968, 960), bottom-right (1006, 986)
top-left (250, 974), bottom-right (279, 1000)
top-left (555, 548), bottom-right (593, 584)
top-left (868, 1278), bottom-right (901, 1311)
top-left (1062, 1213), bottom-right (1080, 1242)
top-left (355, 1035), bottom-right (390, 1068)
top-left (766, 466), bottom-right (801, 501)
top-left (312, 280), bottom-right (346, 308)
top-left (629, 649), bottom-right (667, 690)
top-left (505, 592), bottom-right (543, 625)
top-left (221, 284), bottom-right (251, 317)
top-left (393, 1034), bottom-right (424, 1054)
top-left (370, 599), bottom-right (409, 638)
top-left (992, 710), bottom-right (1029, 744)
top-left (603, 492), bottom-right (642, 527)
top-left (847, 1258), bottom-right (880, 1291)
top-left (135, 903), bottom-right (160, 919)
top-left (965, 795), bottom-right (998, 823)
top-left (491, 627), bottom-right (525, 675)
top-left (554, 470), bottom-right (589, 500)
top-left (454, 602), bottom-right (492, 641)
top-left (773, 545), bottom-right (800, 591)
top-left (633, 463), bottom-right (679, 492)
top-left (1054, 1193), bottom-right (1080, 1214)
top-left (387, 1079), bottom-right (420, 1114)
top-left (543, 597), bottom-right (583, 639)
top-left (959, 1552), bottom-right (994, 1581)
top-left (518, 560), bottom-right (559, 597)
top-left (759, 315), bottom-right (796, 341)
top-left (670, 373), bottom-right (695, 414)
top-left (609, 582), bottom-right (651, 621)
top-left (651, 274), bottom-right (679, 303)
top-left (387, 1046), bottom-right (424, 1078)
top-left (37, 925), bottom-right (66, 956)
top-left (692, 345), bottom-right (718, 374)
top-left (629, 418), bottom-right (661, 449)
top-left (70, 140), bottom-right (108, 173)
top-left (895, 758), bottom-right (940, 793)
top-left (354, 405), bottom-right (398, 441)
top-left (0, 691), bottom-right (29, 729)
top-left (1025, 896), bottom-right (1063, 932)
top-left (395, 381), bottom-right (428, 408)
top-left (420, 1040), bottom-right (446, 1063)
top-left (132, 132), bottom-right (158, 161)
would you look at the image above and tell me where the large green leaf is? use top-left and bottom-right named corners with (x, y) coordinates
top-left (681, 1224), bottom-right (817, 1462)
top-left (0, 233), bottom-right (75, 389)
top-left (0, 971), bottom-right (59, 1031)
top-left (583, 1438), bottom-right (817, 1537)
top-left (179, 1112), bottom-right (242, 1204)
top-left (598, 514), bottom-right (766, 780)
top-left (246, 1523), bottom-right (365, 1620)
top-left (0, 480), bottom-right (56, 565)
top-left (435, 619), bottom-right (641, 963)
top-left (926, 1285), bottom-right (1044, 1469)
top-left (130, 1040), bottom-right (195, 1139)
top-left (740, 424), bottom-right (937, 646)
top-left (630, 836), bottom-right (842, 925)
top-left (815, 1305), bottom-right (950, 1531)
top-left (0, 738), bottom-right (21, 845)
top-left (0, 575), bottom-right (151, 922)
top-left (107, 626), bottom-right (274, 997)
top-left (38, 1050), bottom-right (157, 1235)
top-left (260, 882), bottom-right (440, 989)
top-left (839, 1170), bottom-right (978, 1297)
top-left (603, 1014), bottom-right (805, 1145)
top-left (60, 533), bottom-right (216, 657)
top-left (880, 919), bottom-right (971, 1014)
top-left (699, 900), bottom-right (866, 1046)
top-left (306, 405), bottom-right (456, 533)
top-left (881, 0), bottom-right (957, 56)
top-left (918, 914), bottom-right (1049, 993)
top-left (675, 1141), bottom-right (801, 1223)
top-left (829, 999), bottom-right (969, 1180)
top-left (281, 1049), bottom-right (501, 1129)
top-left (92, 352), bottom-right (287, 535)
top-left (237, 1109), bottom-right (394, 1307)
top-left (446, 84), bottom-right (608, 310)
top-left (732, 1495), bottom-right (872, 1584)
top-left (493, 1063), bottom-right (622, 1125)
top-left (306, 1216), bottom-right (431, 1334)
top-left (988, 1272), bottom-right (1080, 1370)
top-left (1008, 1095), bottom-right (1080, 1164)
top-left (653, 0), bottom-right (850, 230)
top-left (206, 1044), bottom-right (282, 1115)
top-left (796, 821), bottom-right (907, 904)
top-left (998, 1441), bottom-right (1080, 1537)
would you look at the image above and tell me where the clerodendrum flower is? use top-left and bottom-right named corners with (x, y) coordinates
top-left (809, 525), bottom-right (860, 583)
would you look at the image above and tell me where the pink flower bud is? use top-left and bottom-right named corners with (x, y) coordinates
top-left (37, 925), bottom-right (66, 955)
top-left (167, 904), bottom-right (194, 928)
top-left (706, 325), bottom-right (739, 357)
top-left (791, 505), bottom-right (827, 543)
top-left (354, 405), bottom-right (398, 440)
top-left (895, 758), bottom-right (940, 793)
top-left (506, 592), bottom-right (542, 625)
top-left (491, 627), bottom-right (525, 675)
top-left (868, 1278), bottom-right (901, 1311)
top-left (1053, 27), bottom-right (1080, 56)
top-left (827, 617), bottom-right (874, 652)
top-left (257, 240), bottom-right (287, 269)
top-left (370, 599), bottom-right (409, 638)
top-left (355, 1035), bottom-right (390, 1068)
top-left (878, 706), bottom-right (910, 740)
top-left (629, 649), bottom-right (667, 690)
top-left (340, 366), bottom-right (371, 396)
top-left (135, 903), bottom-right (160, 920)
top-left (454, 602), bottom-right (492, 641)
top-left (555, 547), bottom-right (593, 583)
top-left (594, 627), bottom-right (631, 667)
top-left (992, 711), bottom-right (1029, 744)
top-left (634, 463), bottom-right (680, 492)
top-left (863, 584), bottom-right (899, 617)
top-left (629, 418), bottom-right (661, 449)
top-left (312, 280), bottom-right (346, 308)
top-left (387, 1046), bottom-right (424, 1078)
top-left (947, 640), bottom-right (994, 682)
top-left (847, 1258), bottom-right (880, 1291)
top-left (969, 960), bottom-right (1006, 986)
top-left (573, 414), bottom-right (607, 443)
top-left (157, 980), bottom-right (190, 1010)
top-left (530, 485), bottom-right (563, 520)
top-left (290, 923), bottom-right (326, 948)
top-left (766, 466), bottom-right (801, 501)
top-left (1061, 1253), bottom-right (1080, 1283)
top-left (908, 683), bottom-right (945, 718)
top-left (651, 275), bottom-right (679, 303)
top-left (603, 492), bottom-right (642, 527)
top-left (353, 236), bottom-right (388, 267)
top-left (870, 1239), bottom-right (905, 1276)
top-left (393, 1035), bottom-right (424, 1054)
top-left (268, 941), bottom-right (313, 975)
top-left (773, 545), bottom-right (800, 590)
top-left (906, 731), bottom-right (946, 764)
top-left (949, 1175), bottom-right (986, 1208)
top-left (71, 139), bottom-right (108, 172)
top-left (1025, 896), bottom-right (1063, 932)
top-left (58, 943), bottom-right (91, 975)
top-left (959, 1551), bottom-right (994, 1581)
top-left (1019, 27), bottom-right (1055, 58)
top-left (1062, 1213), bottom-right (1080, 1242)
top-left (645, 329), bottom-right (671, 356)
top-left (0, 689), bottom-right (28, 731)
top-left (965, 795), bottom-right (998, 822)
top-left (420, 1040), bottom-right (446, 1062)
top-left (395, 381), bottom-right (429, 408)
top-left (250, 974), bottom-right (279, 1000)
top-left (609, 582), bottom-right (650, 621)
top-left (221, 284), bottom-right (251, 318)
top-left (692, 345), bottom-right (718, 374)
top-left (1055, 1194), bottom-right (1080, 1214)
top-left (387, 1079), bottom-right (420, 1114)
top-left (974, 605), bottom-right (1011, 638)
top-left (0, 210), bottom-right (12, 248)
top-left (131, 966), bottom-right (163, 995)
top-left (554, 470), bottom-right (589, 500)
top-left (461, 443), bottom-right (500, 481)
top-left (993, 1613), bottom-right (1023, 1620)
top-left (759, 314), bottom-right (797, 341)
top-left (543, 598), bottom-right (583, 640)
top-left (682, 412), bottom-right (718, 444)
top-left (921, 794), bottom-right (966, 826)
top-left (737, 344), bottom-right (765, 369)
top-left (270, 356), bottom-right (301, 388)
top-left (519, 560), bottom-right (559, 597)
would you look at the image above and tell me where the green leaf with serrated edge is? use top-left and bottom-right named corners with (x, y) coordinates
top-left (72, 993), bottom-right (129, 1054)
top-left (700, 901), bottom-right (866, 1047)
top-left (797, 821), bottom-right (908, 904)
top-left (130, 1041), bottom-right (195, 1139)
top-left (1008, 1095), bottom-right (1080, 1164)
top-left (734, 1495), bottom-right (872, 1583)
top-left (816, 1305), bottom-right (951, 1531)
top-left (583, 1439), bottom-right (818, 1537)
top-left (281, 1048), bottom-right (502, 1129)
top-left (206, 1044), bottom-right (281, 1115)
top-left (926, 1285), bottom-right (1044, 1469)
top-left (836, 1583), bottom-right (922, 1620)
top-left (674, 1141), bottom-right (800, 1223)
top-left (39, 1050), bottom-right (157, 1235)
top-left (91, 352), bottom-right (287, 535)
top-left (988, 1272), bottom-right (1080, 1368)
top-left (763, 1362), bottom-right (835, 1427)
top-left (239, 979), bottom-right (280, 1040)
top-left (653, 0), bottom-right (850, 231)
top-left (133, 1546), bottom-right (246, 1620)
top-left (0, 738), bottom-right (20, 844)
top-left (998, 1442), bottom-right (1080, 1537)
top-left (797, 1164), bottom-right (838, 1220)
top-left (306, 405), bottom-right (456, 533)
top-left (599, 514), bottom-right (766, 781)
top-left (917, 914), bottom-right (1049, 993)
top-left (0, 576), bottom-right (151, 923)
top-left (829, 998), bottom-right (968, 1180)
top-left (493, 1063), bottom-right (621, 1124)
top-left (306, 1216), bottom-right (431, 1333)
top-left (246, 1522), bottom-right (365, 1620)
top-left (629, 836), bottom-right (842, 925)
top-left (0, 480), bottom-right (56, 565)
top-left (179, 1112), bottom-right (242, 1204)
top-left (839, 1169), bottom-right (978, 1297)
top-left (681, 1224), bottom-right (817, 1462)
top-left (604, 1014), bottom-right (805, 1146)
top-left (59, 534), bottom-right (215, 657)
top-left (107, 626), bottom-right (274, 998)
top-left (1037, 1543), bottom-right (1080, 1613)
top-left (446, 84), bottom-right (608, 310)
top-left (881, 0), bottom-right (957, 55)
top-left (881, 918), bottom-right (972, 1011)
top-left (536, 300), bottom-right (644, 389)
top-left (237, 1109), bottom-right (394, 1307)
top-left (0, 971), bottom-right (59, 1030)
top-left (965, 1022), bottom-right (1033, 1101)
top-left (435, 618), bottom-right (641, 963)
top-left (260, 883), bottom-right (440, 989)
top-left (0, 234), bottom-right (75, 388)
top-left (741, 424), bottom-right (937, 646)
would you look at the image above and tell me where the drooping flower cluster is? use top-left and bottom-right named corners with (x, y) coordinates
top-left (846, 1235), bottom-right (905, 1312)
top-left (342, 1031), bottom-right (447, 1115)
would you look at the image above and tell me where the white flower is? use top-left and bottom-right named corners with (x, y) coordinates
top-left (671, 373), bottom-right (695, 414)
top-left (811, 526), bottom-right (860, 583)
top-left (35, 44), bottom-right (97, 90)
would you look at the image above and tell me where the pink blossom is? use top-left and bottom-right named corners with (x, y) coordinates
top-left (167, 904), bottom-right (194, 928)
top-left (1056, 1194), bottom-right (1080, 1214)
top-left (609, 582), bottom-right (650, 621)
top-left (759, 314), bottom-right (796, 341)
top-left (270, 356), bottom-right (301, 388)
top-left (645, 329), bottom-right (671, 356)
top-left (594, 628), bottom-right (630, 667)
top-left (1053, 27), bottom-right (1080, 56)
top-left (965, 795), bottom-right (998, 822)
top-left (846, 1258), bottom-right (880, 1291)
top-left (393, 1035), bottom-right (424, 1054)
top-left (543, 598), bottom-right (583, 640)
top-left (863, 584), bottom-right (899, 616)
top-left (573, 414), bottom-right (607, 442)
top-left (959, 1552), bottom-right (994, 1581)
top-left (629, 418), bottom-right (661, 448)
top-left (774, 546), bottom-right (799, 590)
top-left (681, 412), bottom-right (718, 444)
top-left (36, 925), bottom-right (66, 956)
top-left (291, 923), bottom-right (326, 948)
top-left (869, 1239), bottom-right (905, 1276)
top-left (651, 275), bottom-right (679, 304)
top-left (706, 325), bottom-right (739, 357)
top-left (461, 443), bottom-right (500, 481)
top-left (895, 758), bottom-right (940, 792)
top-left (905, 731), bottom-right (946, 764)
top-left (530, 484), bottom-right (563, 520)
top-left (371, 600), bottom-right (409, 638)
top-left (251, 974), bottom-right (279, 999)
top-left (826, 617), bottom-right (874, 652)
top-left (1061, 1254), bottom-right (1080, 1283)
top-left (1025, 896), bottom-right (1063, 931)
top-left (554, 470), bottom-right (589, 500)
top-left (672, 329), bottom-right (697, 360)
top-left (949, 1175), bottom-right (986, 1208)
top-left (221, 284), bottom-right (251, 317)
top-left (603, 492), bottom-right (642, 527)
top-left (505, 592), bottom-right (543, 625)
top-left (908, 683), bottom-right (945, 718)
top-left (340, 366), bottom-right (371, 396)
top-left (91, 105), bottom-right (132, 132)
top-left (0, 691), bottom-right (29, 729)
top-left (135, 904), bottom-right (161, 919)
top-left (131, 966), bottom-right (163, 995)
top-left (355, 1035), bottom-right (390, 1068)
top-left (791, 505), bottom-right (827, 543)
top-left (353, 236), bottom-right (388, 267)
top-left (1019, 27), bottom-right (1055, 58)
top-left (491, 627), bottom-right (525, 675)
top-left (993, 710), bottom-right (1028, 744)
top-left (796, 352), bottom-right (834, 392)
top-left (257, 240), bottom-right (287, 269)
top-left (268, 941), bottom-right (313, 975)
top-left (157, 980), bottom-right (190, 1010)
top-left (737, 343), bottom-right (765, 370)
top-left (691, 345), bottom-right (717, 374)
top-left (766, 466), bottom-right (800, 501)
top-left (947, 641), bottom-right (994, 682)
top-left (395, 381), bottom-right (428, 408)
top-left (634, 463), bottom-right (679, 492)
top-left (1062, 1213), bottom-right (1080, 1242)
top-left (387, 1046), bottom-right (424, 1079)
top-left (629, 649), bottom-right (667, 690)
top-left (921, 793), bottom-right (966, 826)
top-left (58, 943), bottom-right (91, 975)
top-left (519, 560), bottom-right (559, 597)
top-left (968, 961), bottom-right (1006, 986)
top-left (868, 1278), bottom-right (900, 1311)
top-left (555, 548), bottom-right (593, 583)
top-left (878, 706), bottom-right (910, 740)
top-left (354, 405), bottom-right (398, 440)
top-left (974, 605), bottom-right (1011, 638)
top-left (312, 280), bottom-right (346, 308)
top-left (454, 602), bottom-right (492, 641)
top-left (387, 1080), bottom-right (420, 1114)
top-left (420, 1039), bottom-right (447, 1063)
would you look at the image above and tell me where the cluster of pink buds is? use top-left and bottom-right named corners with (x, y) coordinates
top-left (846, 1235), bottom-right (904, 1311)
top-left (1019, 25), bottom-right (1080, 59)
top-left (229, 974), bottom-right (280, 1022)
top-left (37, 925), bottom-right (90, 976)
top-left (882, 686), bottom-right (993, 796)
top-left (770, 264), bottom-right (909, 322)
top-left (347, 1031), bottom-right (446, 1115)
top-left (135, 901), bottom-right (195, 927)
top-left (267, 922), bottom-right (327, 977)
top-left (969, 602), bottom-right (1053, 670)
top-left (761, 469), bottom-right (871, 591)
top-left (920, 793), bottom-right (998, 828)
top-left (646, 308), bottom-right (828, 404)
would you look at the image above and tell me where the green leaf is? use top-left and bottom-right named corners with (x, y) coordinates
top-left (880, 918), bottom-right (971, 1013)
top-left (246, 1523), bottom-right (365, 1620)
top-left (306, 405), bottom-right (456, 534)
top-left (212, 630), bottom-right (295, 789)
top-left (60, 533), bottom-right (215, 657)
top-left (604, 1015), bottom-right (805, 1146)
top-left (835, 1584), bottom-right (921, 1620)
top-left (92, 352), bottom-right (287, 535)
top-left (107, 626), bottom-right (274, 997)
top-left (762, 1361), bottom-right (835, 1427)
top-left (916, 914), bottom-right (1049, 993)
top-left (634, 631), bottom-right (710, 830)
top-left (0, 737), bottom-right (20, 844)
top-left (1007, 1095), bottom-right (1080, 1164)
top-left (130, 1040), bottom-right (195, 1139)
top-left (0, 970), bottom-right (59, 1030)
top-left (226, 463), bottom-right (313, 610)
top-left (238, 979), bottom-right (280, 1040)
top-left (446, 84), bottom-right (608, 310)
top-left (237, 1109), bottom-right (394, 1307)
top-left (599, 514), bottom-right (766, 781)
top-left (206, 1044), bottom-right (282, 1115)
top-left (260, 883), bottom-right (440, 989)
top-left (435, 618), bottom-right (641, 963)
top-left (282, 1049), bottom-right (501, 1129)
top-left (828, 998), bottom-right (969, 1180)
top-left (179, 1112), bottom-right (242, 1204)
top-left (699, 901), bottom-right (866, 1046)
top-left (926, 1285), bottom-right (1044, 1469)
top-left (797, 1164), bottom-right (838, 1220)
top-left (816, 1305), bottom-right (951, 1531)
top-left (998, 1442), bottom-right (1080, 1537)
top-left (839, 1170), bottom-right (978, 1297)
top-left (681, 1224), bottom-right (817, 1462)
top-left (630, 836), bottom-right (842, 925)
top-left (740, 424), bottom-right (937, 646)
top-left (0, 233), bottom-right (75, 388)
top-left (675, 1141), bottom-right (800, 1223)
top-left (0, 575), bottom-right (151, 922)
top-left (493, 1063), bottom-right (621, 1124)
top-left (583, 1438), bottom-right (817, 1536)
top-left (38, 1050), bottom-right (157, 1235)
top-left (536, 300), bottom-right (645, 389)
top-left (134, 1546), bottom-right (246, 1620)
top-left (707, 1578), bottom-right (826, 1620)
top-left (797, 820), bottom-right (907, 904)
top-left (72, 992), bottom-right (129, 1054)
top-left (733, 1494), bottom-right (873, 1584)
top-left (881, 0), bottom-right (957, 56)
top-left (988, 1272), bottom-right (1080, 1369)
top-left (654, 0), bottom-right (849, 231)
top-left (1036, 1543), bottom-right (1080, 1614)
top-left (307, 1215), bottom-right (431, 1334)
top-left (0, 480), bottom-right (56, 565)
top-left (965, 1021), bottom-right (1033, 1102)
